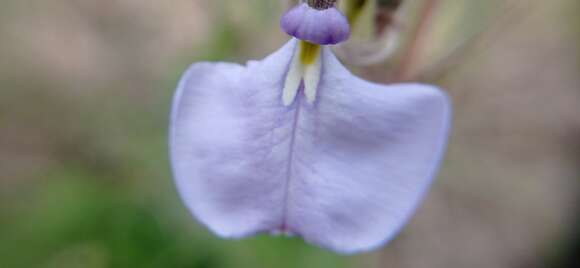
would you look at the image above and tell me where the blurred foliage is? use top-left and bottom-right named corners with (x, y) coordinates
top-left (0, 168), bottom-right (352, 268)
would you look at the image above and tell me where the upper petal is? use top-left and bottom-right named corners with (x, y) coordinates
top-left (281, 3), bottom-right (350, 45)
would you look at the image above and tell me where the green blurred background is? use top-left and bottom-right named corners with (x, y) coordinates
top-left (1, 0), bottom-right (579, 267)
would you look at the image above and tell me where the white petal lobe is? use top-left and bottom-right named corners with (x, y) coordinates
top-left (303, 52), bottom-right (322, 104)
top-left (282, 45), bottom-right (302, 106)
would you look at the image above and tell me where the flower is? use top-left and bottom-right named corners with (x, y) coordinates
top-left (170, 0), bottom-right (451, 254)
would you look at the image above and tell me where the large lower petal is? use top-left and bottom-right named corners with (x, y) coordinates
top-left (170, 40), bottom-right (451, 254)
top-left (170, 41), bottom-right (299, 238)
top-left (282, 47), bottom-right (451, 253)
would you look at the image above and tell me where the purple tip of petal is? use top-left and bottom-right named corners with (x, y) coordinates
top-left (281, 3), bottom-right (350, 45)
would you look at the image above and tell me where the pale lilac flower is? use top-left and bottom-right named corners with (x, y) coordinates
top-left (170, 0), bottom-right (451, 254)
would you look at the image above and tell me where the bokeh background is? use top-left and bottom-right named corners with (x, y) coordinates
top-left (1, 0), bottom-right (579, 267)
